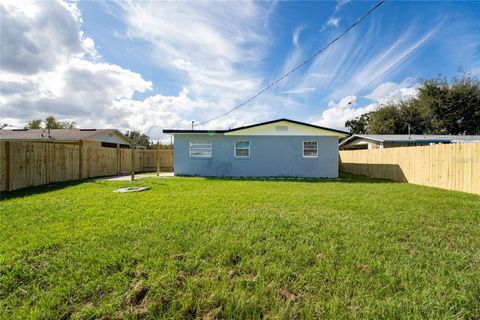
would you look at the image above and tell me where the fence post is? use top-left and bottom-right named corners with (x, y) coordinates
top-left (131, 144), bottom-right (135, 181)
top-left (156, 142), bottom-right (160, 176)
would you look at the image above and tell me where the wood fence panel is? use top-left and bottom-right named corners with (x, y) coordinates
top-left (0, 142), bottom-right (7, 191)
top-left (118, 148), bottom-right (130, 174)
top-left (85, 145), bottom-right (117, 178)
top-left (339, 143), bottom-right (480, 195)
top-left (0, 141), bottom-right (174, 192)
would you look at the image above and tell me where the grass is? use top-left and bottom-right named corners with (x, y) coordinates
top-left (0, 174), bottom-right (479, 319)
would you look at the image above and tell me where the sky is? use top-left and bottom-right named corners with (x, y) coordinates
top-left (1, 0), bottom-right (479, 141)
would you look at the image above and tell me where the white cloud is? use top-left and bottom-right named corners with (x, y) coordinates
top-left (285, 16), bottom-right (445, 105)
top-left (327, 18), bottom-right (340, 27)
top-left (0, 0), bottom-right (278, 141)
top-left (320, 0), bottom-right (348, 31)
top-left (0, 0), bottom-right (83, 75)
top-left (314, 95), bottom-right (376, 130)
top-left (292, 26), bottom-right (305, 46)
top-left (282, 87), bottom-right (316, 95)
top-left (313, 78), bottom-right (419, 130)
top-left (364, 78), bottom-right (418, 103)
top-left (116, 1), bottom-right (272, 102)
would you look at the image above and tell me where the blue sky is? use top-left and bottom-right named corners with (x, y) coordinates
top-left (1, 1), bottom-right (479, 139)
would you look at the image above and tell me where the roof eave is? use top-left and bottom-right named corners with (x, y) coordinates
top-left (163, 118), bottom-right (351, 136)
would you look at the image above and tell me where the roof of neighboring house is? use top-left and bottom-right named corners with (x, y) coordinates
top-left (163, 118), bottom-right (350, 135)
top-left (0, 128), bottom-right (132, 143)
top-left (339, 134), bottom-right (480, 147)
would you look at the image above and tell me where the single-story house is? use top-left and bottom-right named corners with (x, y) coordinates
top-left (339, 134), bottom-right (480, 150)
top-left (163, 118), bottom-right (349, 178)
top-left (0, 128), bottom-right (132, 148)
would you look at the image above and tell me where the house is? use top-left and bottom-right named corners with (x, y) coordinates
top-left (163, 118), bottom-right (349, 178)
top-left (0, 128), bottom-right (132, 148)
top-left (339, 134), bottom-right (480, 150)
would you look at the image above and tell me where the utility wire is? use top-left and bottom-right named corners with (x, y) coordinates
top-left (197, 0), bottom-right (386, 126)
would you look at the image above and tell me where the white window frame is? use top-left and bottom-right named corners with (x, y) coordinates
top-left (234, 140), bottom-right (250, 158)
top-left (189, 140), bottom-right (212, 158)
top-left (303, 141), bottom-right (318, 158)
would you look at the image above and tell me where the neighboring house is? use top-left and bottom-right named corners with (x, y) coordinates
top-left (0, 128), bottom-right (132, 148)
top-left (163, 118), bottom-right (349, 178)
top-left (339, 134), bottom-right (480, 150)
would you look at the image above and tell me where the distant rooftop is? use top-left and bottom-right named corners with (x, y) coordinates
top-left (352, 134), bottom-right (480, 142)
top-left (0, 128), bottom-right (130, 142)
top-left (340, 134), bottom-right (480, 147)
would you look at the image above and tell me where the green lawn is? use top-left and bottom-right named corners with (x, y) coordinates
top-left (1, 175), bottom-right (479, 319)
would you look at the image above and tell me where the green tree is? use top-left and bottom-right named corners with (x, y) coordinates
top-left (25, 116), bottom-right (76, 129)
top-left (367, 105), bottom-right (403, 134)
top-left (416, 75), bottom-right (480, 134)
top-left (345, 112), bottom-right (372, 134)
top-left (344, 73), bottom-right (480, 135)
top-left (125, 130), bottom-right (151, 148)
top-left (26, 119), bottom-right (42, 129)
top-left (45, 116), bottom-right (76, 129)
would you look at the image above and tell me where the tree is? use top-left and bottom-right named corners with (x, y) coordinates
top-left (344, 73), bottom-right (480, 135)
top-left (0, 124), bottom-right (8, 130)
top-left (25, 116), bottom-right (76, 129)
top-left (125, 130), bottom-right (151, 148)
top-left (416, 75), bottom-right (480, 134)
top-left (26, 119), bottom-right (42, 129)
top-left (345, 112), bottom-right (372, 134)
top-left (45, 116), bottom-right (76, 129)
top-left (367, 105), bottom-right (403, 134)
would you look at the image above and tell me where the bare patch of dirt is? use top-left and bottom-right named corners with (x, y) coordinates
top-left (128, 281), bottom-right (149, 307)
top-left (356, 263), bottom-right (372, 273)
top-left (278, 288), bottom-right (297, 301)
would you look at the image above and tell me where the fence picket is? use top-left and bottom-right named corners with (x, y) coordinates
top-left (0, 141), bottom-right (174, 192)
top-left (340, 143), bottom-right (480, 195)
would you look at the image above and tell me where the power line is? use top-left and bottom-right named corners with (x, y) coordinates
top-left (197, 0), bottom-right (386, 126)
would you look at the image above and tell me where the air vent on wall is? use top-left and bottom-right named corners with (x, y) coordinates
top-left (276, 126), bottom-right (288, 131)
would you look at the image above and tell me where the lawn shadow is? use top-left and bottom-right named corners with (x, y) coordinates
top-left (0, 180), bottom-right (89, 201)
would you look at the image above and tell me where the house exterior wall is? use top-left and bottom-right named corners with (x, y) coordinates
top-left (173, 134), bottom-right (339, 178)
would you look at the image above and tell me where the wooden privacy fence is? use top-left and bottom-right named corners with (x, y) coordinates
top-left (0, 141), bottom-right (173, 192)
top-left (339, 142), bottom-right (480, 195)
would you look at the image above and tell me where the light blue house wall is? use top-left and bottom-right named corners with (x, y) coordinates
top-left (173, 134), bottom-right (339, 178)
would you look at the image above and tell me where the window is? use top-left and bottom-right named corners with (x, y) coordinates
top-left (303, 141), bottom-right (318, 157)
top-left (189, 140), bottom-right (212, 157)
top-left (235, 141), bottom-right (250, 157)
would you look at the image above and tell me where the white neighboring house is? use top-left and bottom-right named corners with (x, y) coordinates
top-left (339, 134), bottom-right (480, 150)
top-left (0, 128), bottom-right (132, 148)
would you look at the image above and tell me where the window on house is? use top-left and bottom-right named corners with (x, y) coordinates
top-left (235, 141), bottom-right (250, 157)
top-left (303, 141), bottom-right (318, 157)
top-left (189, 140), bottom-right (212, 157)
